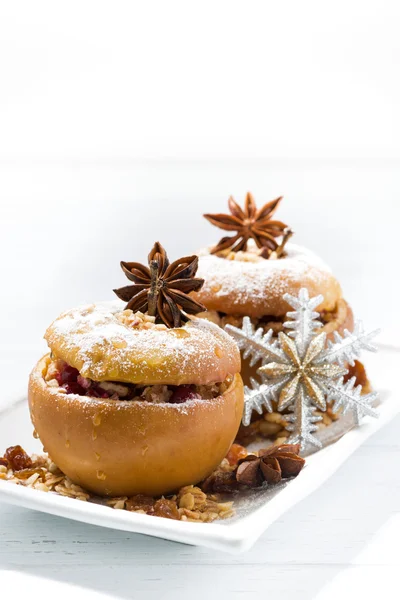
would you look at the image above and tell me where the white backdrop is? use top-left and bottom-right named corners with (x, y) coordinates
top-left (0, 1), bottom-right (399, 161)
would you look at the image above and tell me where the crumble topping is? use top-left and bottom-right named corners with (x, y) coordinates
top-left (116, 309), bottom-right (168, 331)
top-left (0, 442), bottom-right (305, 522)
top-left (0, 450), bottom-right (235, 522)
top-left (216, 247), bottom-right (265, 262)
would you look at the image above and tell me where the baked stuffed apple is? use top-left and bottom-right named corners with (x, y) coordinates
top-left (28, 243), bottom-right (243, 497)
top-left (192, 193), bottom-right (372, 443)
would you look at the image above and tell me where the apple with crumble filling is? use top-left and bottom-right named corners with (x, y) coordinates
top-left (28, 243), bottom-right (243, 497)
top-left (191, 193), bottom-right (371, 443)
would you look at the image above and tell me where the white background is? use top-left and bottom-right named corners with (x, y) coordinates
top-left (0, 1), bottom-right (399, 161)
top-left (0, 1), bottom-right (399, 599)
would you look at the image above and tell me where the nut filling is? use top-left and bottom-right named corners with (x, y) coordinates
top-left (44, 357), bottom-right (232, 404)
top-left (204, 297), bottom-right (351, 336)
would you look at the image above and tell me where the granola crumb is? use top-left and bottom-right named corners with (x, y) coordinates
top-left (116, 310), bottom-right (168, 331)
top-left (1, 448), bottom-right (236, 523)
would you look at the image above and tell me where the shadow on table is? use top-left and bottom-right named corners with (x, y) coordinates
top-left (1, 414), bottom-right (399, 600)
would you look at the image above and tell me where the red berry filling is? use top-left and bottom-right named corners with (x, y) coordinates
top-left (48, 361), bottom-right (210, 404)
top-left (169, 386), bottom-right (202, 404)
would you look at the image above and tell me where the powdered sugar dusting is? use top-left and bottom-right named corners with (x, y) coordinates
top-left (44, 301), bottom-right (240, 385)
top-left (196, 243), bottom-right (335, 314)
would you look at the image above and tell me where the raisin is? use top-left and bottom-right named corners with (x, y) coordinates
top-left (344, 360), bottom-right (368, 389)
top-left (125, 494), bottom-right (155, 513)
top-left (201, 471), bottom-right (238, 494)
top-left (4, 445), bottom-right (33, 471)
top-left (153, 499), bottom-right (180, 520)
top-left (225, 443), bottom-right (247, 466)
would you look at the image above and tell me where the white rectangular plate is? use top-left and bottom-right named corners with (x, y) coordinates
top-left (0, 346), bottom-right (398, 553)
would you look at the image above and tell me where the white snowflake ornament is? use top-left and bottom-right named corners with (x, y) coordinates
top-left (326, 376), bottom-right (379, 426)
top-left (225, 288), bottom-right (380, 451)
top-left (285, 387), bottom-right (323, 448)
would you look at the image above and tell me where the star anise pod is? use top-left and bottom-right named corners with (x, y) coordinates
top-left (200, 443), bottom-right (305, 493)
top-left (204, 192), bottom-right (292, 258)
top-left (235, 443), bottom-right (305, 487)
top-left (113, 242), bottom-right (206, 328)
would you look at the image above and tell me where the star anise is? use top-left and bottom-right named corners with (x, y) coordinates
top-left (201, 443), bottom-right (305, 493)
top-left (235, 443), bottom-right (305, 487)
top-left (113, 242), bottom-right (206, 328)
top-left (204, 192), bottom-right (292, 258)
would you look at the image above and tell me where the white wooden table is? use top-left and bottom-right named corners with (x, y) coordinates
top-left (0, 162), bottom-right (398, 599)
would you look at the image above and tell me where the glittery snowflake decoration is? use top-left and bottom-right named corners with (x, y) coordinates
top-left (226, 288), bottom-right (380, 451)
